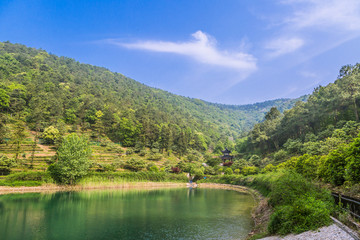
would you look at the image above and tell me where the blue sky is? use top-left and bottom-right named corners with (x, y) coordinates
top-left (1, 0), bottom-right (360, 104)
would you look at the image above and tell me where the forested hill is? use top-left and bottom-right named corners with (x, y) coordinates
top-left (0, 42), bottom-right (300, 152)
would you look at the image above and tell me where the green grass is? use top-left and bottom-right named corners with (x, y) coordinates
top-left (80, 172), bottom-right (188, 184)
top-left (0, 180), bottom-right (43, 187)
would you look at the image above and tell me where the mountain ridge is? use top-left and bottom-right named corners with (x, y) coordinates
top-left (0, 41), bottom-right (305, 152)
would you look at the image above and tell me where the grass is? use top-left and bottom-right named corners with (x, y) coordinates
top-left (80, 172), bottom-right (188, 185)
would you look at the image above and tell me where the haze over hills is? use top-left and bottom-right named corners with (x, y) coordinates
top-left (0, 42), bottom-right (304, 152)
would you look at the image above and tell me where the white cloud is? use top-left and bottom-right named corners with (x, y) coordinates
top-left (107, 31), bottom-right (257, 73)
top-left (281, 0), bottom-right (360, 31)
top-left (265, 37), bottom-right (304, 57)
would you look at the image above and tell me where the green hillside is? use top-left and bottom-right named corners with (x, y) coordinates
top-left (0, 41), bottom-right (300, 153)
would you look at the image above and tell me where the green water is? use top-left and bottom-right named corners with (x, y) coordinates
top-left (0, 188), bottom-right (255, 240)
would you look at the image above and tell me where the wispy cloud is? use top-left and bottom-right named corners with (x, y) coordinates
top-left (281, 0), bottom-right (360, 31)
top-left (265, 37), bottom-right (304, 58)
top-left (264, 0), bottom-right (360, 59)
top-left (107, 31), bottom-right (257, 73)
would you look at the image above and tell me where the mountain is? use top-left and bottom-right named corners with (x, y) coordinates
top-left (0, 41), bottom-right (303, 153)
top-left (241, 62), bottom-right (360, 160)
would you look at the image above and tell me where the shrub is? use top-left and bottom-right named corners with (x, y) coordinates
top-left (224, 168), bottom-right (233, 175)
top-left (147, 153), bottom-right (162, 161)
top-left (273, 150), bottom-right (288, 162)
top-left (124, 158), bottom-right (146, 172)
top-left (191, 168), bottom-right (204, 181)
top-left (206, 157), bottom-right (222, 167)
top-left (126, 149), bottom-right (134, 155)
top-left (148, 165), bottom-right (159, 172)
top-left (320, 146), bottom-right (347, 185)
top-left (204, 166), bottom-right (216, 175)
top-left (262, 164), bottom-right (276, 173)
top-left (234, 169), bottom-right (240, 174)
top-left (0, 155), bottom-right (15, 175)
top-left (268, 196), bottom-right (332, 235)
top-left (96, 163), bottom-right (116, 172)
top-left (242, 166), bottom-right (258, 176)
top-left (138, 149), bottom-right (146, 156)
top-left (231, 159), bottom-right (247, 170)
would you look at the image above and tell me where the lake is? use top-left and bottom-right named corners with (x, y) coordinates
top-left (0, 188), bottom-right (255, 240)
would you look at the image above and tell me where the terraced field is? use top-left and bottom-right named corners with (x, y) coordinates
top-left (0, 136), bottom-right (179, 172)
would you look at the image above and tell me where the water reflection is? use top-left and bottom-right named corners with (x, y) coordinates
top-left (0, 188), bottom-right (255, 240)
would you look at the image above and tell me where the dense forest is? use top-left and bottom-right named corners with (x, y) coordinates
top-left (0, 41), bottom-right (301, 155)
top-left (230, 62), bottom-right (360, 189)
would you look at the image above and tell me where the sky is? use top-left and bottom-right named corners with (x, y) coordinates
top-left (1, 0), bottom-right (360, 105)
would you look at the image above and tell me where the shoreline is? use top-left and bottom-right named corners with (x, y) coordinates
top-left (0, 182), bottom-right (187, 195)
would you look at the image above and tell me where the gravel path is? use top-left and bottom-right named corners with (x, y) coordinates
top-left (259, 224), bottom-right (355, 240)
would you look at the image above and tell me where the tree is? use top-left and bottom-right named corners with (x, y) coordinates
top-left (42, 126), bottom-right (60, 144)
top-left (10, 115), bottom-right (27, 162)
top-left (0, 88), bottom-right (9, 110)
top-left (48, 134), bottom-right (92, 185)
top-left (0, 113), bottom-right (8, 144)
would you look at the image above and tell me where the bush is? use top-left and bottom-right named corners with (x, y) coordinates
top-left (96, 163), bottom-right (116, 172)
top-left (242, 166), bottom-right (258, 176)
top-left (126, 149), bottom-right (134, 155)
top-left (148, 165), bottom-right (159, 172)
top-left (224, 168), bottom-right (233, 175)
top-left (0, 155), bottom-right (15, 175)
top-left (206, 157), bottom-right (222, 167)
top-left (273, 150), bottom-right (288, 162)
top-left (262, 164), bottom-right (275, 173)
top-left (138, 149), bottom-right (146, 156)
top-left (147, 153), bottom-right (162, 161)
top-left (269, 196), bottom-right (332, 234)
top-left (231, 159), bottom-right (247, 170)
top-left (124, 158), bottom-right (146, 172)
top-left (204, 166), bottom-right (216, 175)
top-left (191, 168), bottom-right (204, 181)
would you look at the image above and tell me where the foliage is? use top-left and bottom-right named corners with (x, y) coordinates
top-left (81, 171), bottom-right (188, 183)
top-left (242, 166), bottom-right (258, 176)
top-left (205, 170), bottom-right (333, 235)
top-left (0, 41), bottom-right (299, 157)
top-left (224, 168), bottom-right (233, 175)
top-left (48, 134), bottom-right (92, 185)
top-left (148, 165), bottom-right (159, 172)
top-left (42, 126), bottom-right (61, 144)
top-left (124, 158), bottom-right (146, 172)
top-left (5, 171), bottom-right (52, 182)
top-left (0, 155), bottom-right (15, 175)
top-left (268, 197), bottom-right (332, 234)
